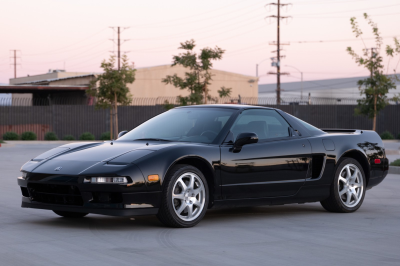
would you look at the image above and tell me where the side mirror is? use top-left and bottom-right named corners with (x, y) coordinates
top-left (233, 132), bottom-right (258, 152)
top-left (118, 131), bottom-right (128, 139)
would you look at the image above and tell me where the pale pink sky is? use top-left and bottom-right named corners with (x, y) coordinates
top-left (0, 0), bottom-right (399, 84)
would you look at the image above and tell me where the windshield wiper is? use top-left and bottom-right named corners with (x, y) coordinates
top-left (134, 138), bottom-right (172, 142)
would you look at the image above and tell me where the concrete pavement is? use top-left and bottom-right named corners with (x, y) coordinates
top-left (0, 143), bottom-right (399, 266)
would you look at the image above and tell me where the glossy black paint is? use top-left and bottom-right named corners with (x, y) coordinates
top-left (18, 104), bottom-right (388, 216)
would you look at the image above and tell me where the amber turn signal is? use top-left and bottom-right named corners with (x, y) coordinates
top-left (148, 175), bottom-right (159, 182)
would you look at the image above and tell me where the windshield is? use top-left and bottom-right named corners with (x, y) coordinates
top-left (118, 108), bottom-right (236, 143)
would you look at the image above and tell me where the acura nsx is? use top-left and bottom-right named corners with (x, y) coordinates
top-left (18, 105), bottom-right (389, 227)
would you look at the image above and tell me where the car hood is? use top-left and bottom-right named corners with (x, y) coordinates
top-left (22, 141), bottom-right (177, 175)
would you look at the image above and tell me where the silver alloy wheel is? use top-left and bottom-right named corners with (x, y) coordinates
top-left (171, 172), bottom-right (206, 222)
top-left (337, 163), bottom-right (364, 208)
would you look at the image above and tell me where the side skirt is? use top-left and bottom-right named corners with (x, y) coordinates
top-left (212, 184), bottom-right (331, 209)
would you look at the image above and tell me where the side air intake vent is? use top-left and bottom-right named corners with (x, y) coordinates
top-left (311, 155), bottom-right (325, 179)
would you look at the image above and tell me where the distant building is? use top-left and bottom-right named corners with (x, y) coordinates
top-left (3, 70), bottom-right (95, 105)
top-left (129, 64), bottom-right (258, 99)
top-left (259, 75), bottom-right (400, 101)
top-left (4, 66), bottom-right (258, 104)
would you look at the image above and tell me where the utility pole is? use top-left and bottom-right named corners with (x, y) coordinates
top-left (10, 50), bottom-right (20, 78)
top-left (117, 27), bottom-right (120, 70)
top-left (266, 0), bottom-right (291, 105)
top-left (108, 27), bottom-right (130, 139)
top-left (109, 26), bottom-right (130, 70)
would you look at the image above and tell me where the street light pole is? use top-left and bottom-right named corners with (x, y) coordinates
top-left (256, 58), bottom-right (270, 78)
top-left (285, 65), bottom-right (303, 100)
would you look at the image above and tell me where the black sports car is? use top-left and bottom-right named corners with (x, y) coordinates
top-left (18, 105), bottom-right (389, 227)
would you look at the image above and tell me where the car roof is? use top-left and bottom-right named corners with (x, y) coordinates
top-left (176, 104), bottom-right (277, 110)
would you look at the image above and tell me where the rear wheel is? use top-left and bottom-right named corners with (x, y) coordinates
top-left (157, 164), bottom-right (208, 228)
top-left (53, 210), bottom-right (88, 218)
top-left (320, 157), bottom-right (366, 213)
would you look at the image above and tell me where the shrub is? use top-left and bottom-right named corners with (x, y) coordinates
top-left (390, 159), bottom-right (400, 167)
top-left (397, 133), bottom-right (400, 140)
top-left (20, 131), bottom-right (37, 140)
top-left (100, 132), bottom-right (110, 140)
top-left (63, 135), bottom-right (75, 141)
top-left (3, 131), bottom-right (19, 140)
top-left (44, 132), bottom-right (58, 141)
top-left (380, 131), bottom-right (394, 140)
top-left (79, 132), bottom-right (95, 140)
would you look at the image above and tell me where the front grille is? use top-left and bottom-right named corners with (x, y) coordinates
top-left (28, 183), bottom-right (83, 206)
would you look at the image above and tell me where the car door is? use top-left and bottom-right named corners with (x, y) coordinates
top-left (220, 109), bottom-right (312, 199)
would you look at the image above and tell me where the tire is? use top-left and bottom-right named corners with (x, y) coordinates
top-left (320, 157), bottom-right (366, 213)
top-left (53, 210), bottom-right (88, 218)
top-left (157, 164), bottom-right (209, 228)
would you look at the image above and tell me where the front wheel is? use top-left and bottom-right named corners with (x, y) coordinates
top-left (53, 210), bottom-right (88, 218)
top-left (157, 164), bottom-right (209, 228)
top-left (320, 157), bottom-right (366, 213)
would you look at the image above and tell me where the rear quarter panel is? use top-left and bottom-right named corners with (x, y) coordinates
top-left (306, 131), bottom-right (386, 188)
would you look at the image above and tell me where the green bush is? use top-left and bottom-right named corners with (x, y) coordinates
top-left (100, 132), bottom-right (110, 140)
top-left (44, 132), bottom-right (58, 141)
top-left (3, 131), bottom-right (19, 140)
top-left (380, 131), bottom-right (394, 140)
top-left (20, 131), bottom-right (37, 140)
top-left (390, 159), bottom-right (400, 167)
top-left (63, 135), bottom-right (75, 140)
top-left (79, 132), bottom-right (95, 140)
top-left (397, 133), bottom-right (400, 140)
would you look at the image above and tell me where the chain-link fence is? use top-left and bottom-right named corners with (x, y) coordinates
top-left (1, 97), bottom-right (399, 106)
top-left (1, 97), bottom-right (399, 140)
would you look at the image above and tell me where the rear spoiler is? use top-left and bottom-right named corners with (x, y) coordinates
top-left (321, 128), bottom-right (364, 134)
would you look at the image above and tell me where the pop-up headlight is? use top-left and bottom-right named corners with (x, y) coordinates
top-left (84, 177), bottom-right (128, 184)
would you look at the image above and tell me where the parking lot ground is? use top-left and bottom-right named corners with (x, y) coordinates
top-left (0, 144), bottom-right (399, 266)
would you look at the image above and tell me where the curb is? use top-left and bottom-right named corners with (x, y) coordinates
top-left (389, 166), bottom-right (400, 175)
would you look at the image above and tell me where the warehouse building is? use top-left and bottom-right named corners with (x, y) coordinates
top-left (4, 66), bottom-right (258, 104)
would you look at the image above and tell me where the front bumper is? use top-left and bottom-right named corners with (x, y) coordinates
top-left (21, 197), bottom-right (159, 216)
top-left (18, 176), bottom-right (161, 217)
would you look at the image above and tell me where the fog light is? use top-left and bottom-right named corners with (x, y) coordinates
top-left (89, 177), bottom-right (128, 184)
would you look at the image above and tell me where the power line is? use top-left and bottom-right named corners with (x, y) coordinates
top-left (296, 12), bottom-right (400, 19)
top-left (131, 0), bottom-right (261, 28)
top-left (294, 0), bottom-right (372, 5)
top-left (22, 41), bottom-right (109, 65)
top-left (131, 8), bottom-right (263, 41)
top-left (291, 3), bottom-right (400, 16)
top-left (23, 28), bottom-right (107, 56)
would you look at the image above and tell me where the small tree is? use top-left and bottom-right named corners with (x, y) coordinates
top-left (87, 55), bottom-right (135, 139)
top-left (386, 37), bottom-right (400, 74)
top-left (218, 86), bottom-right (232, 98)
top-left (347, 13), bottom-right (396, 131)
top-left (386, 37), bottom-right (400, 102)
top-left (162, 40), bottom-right (225, 105)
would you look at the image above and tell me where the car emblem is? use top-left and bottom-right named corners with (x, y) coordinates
top-left (54, 167), bottom-right (62, 171)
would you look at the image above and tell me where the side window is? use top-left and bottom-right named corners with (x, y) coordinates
top-left (230, 109), bottom-right (291, 141)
